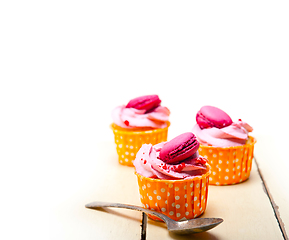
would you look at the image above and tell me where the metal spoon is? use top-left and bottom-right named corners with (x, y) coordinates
top-left (85, 201), bottom-right (223, 234)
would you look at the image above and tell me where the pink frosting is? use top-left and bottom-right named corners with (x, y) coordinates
top-left (133, 142), bottom-right (209, 180)
top-left (112, 105), bottom-right (170, 129)
top-left (192, 120), bottom-right (253, 147)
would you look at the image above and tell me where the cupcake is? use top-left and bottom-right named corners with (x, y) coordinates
top-left (192, 105), bottom-right (256, 186)
top-left (134, 132), bottom-right (211, 221)
top-left (111, 95), bottom-right (170, 166)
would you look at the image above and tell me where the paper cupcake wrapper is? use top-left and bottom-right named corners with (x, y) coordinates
top-left (110, 123), bottom-right (170, 166)
top-left (135, 169), bottom-right (211, 221)
top-left (199, 136), bottom-right (256, 186)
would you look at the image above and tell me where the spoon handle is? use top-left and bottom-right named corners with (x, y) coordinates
top-left (85, 201), bottom-right (171, 223)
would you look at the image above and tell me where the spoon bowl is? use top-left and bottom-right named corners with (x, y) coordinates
top-left (85, 201), bottom-right (223, 234)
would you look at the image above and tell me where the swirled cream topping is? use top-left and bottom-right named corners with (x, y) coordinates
top-left (133, 142), bottom-right (209, 180)
top-left (112, 105), bottom-right (170, 129)
top-left (192, 120), bottom-right (253, 147)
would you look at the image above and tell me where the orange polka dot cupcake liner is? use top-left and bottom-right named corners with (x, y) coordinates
top-left (199, 136), bottom-right (256, 186)
top-left (135, 168), bottom-right (211, 221)
top-left (110, 123), bottom-right (170, 166)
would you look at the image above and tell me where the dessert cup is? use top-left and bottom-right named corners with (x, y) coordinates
top-left (199, 136), bottom-right (256, 185)
top-left (135, 167), bottom-right (211, 221)
top-left (111, 122), bottom-right (170, 166)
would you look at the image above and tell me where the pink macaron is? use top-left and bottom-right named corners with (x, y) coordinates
top-left (159, 132), bottom-right (199, 164)
top-left (126, 95), bottom-right (161, 112)
top-left (196, 106), bottom-right (233, 129)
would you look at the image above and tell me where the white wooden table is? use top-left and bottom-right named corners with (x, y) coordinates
top-left (49, 136), bottom-right (289, 240)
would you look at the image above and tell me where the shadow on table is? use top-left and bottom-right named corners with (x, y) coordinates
top-left (93, 207), bottom-right (220, 239)
top-left (169, 231), bottom-right (220, 240)
top-left (148, 218), bottom-right (220, 240)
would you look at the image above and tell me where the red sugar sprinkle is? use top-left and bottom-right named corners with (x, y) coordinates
top-left (144, 160), bottom-right (147, 164)
top-left (196, 157), bottom-right (207, 164)
top-left (124, 120), bottom-right (129, 126)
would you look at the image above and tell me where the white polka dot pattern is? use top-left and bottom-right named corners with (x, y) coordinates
top-left (136, 170), bottom-right (210, 221)
top-left (198, 136), bottom-right (256, 185)
top-left (111, 123), bottom-right (169, 166)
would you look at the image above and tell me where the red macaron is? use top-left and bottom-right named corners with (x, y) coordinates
top-left (159, 132), bottom-right (199, 164)
top-left (196, 106), bottom-right (233, 129)
top-left (126, 95), bottom-right (161, 112)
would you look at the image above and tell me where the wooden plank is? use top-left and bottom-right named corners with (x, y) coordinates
top-left (254, 134), bottom-right (289, 240)
top-left (49, 141), bottom-right (142, 239)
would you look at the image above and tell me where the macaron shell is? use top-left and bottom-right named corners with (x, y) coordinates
top-left (126, 95), bottom-right (161, 112)
top-left (196, 111), bottom-right (212, 129)
top-left (160, 132), bottom-right (199, 164)
top-left (196, 106), bottom-right (233, 129)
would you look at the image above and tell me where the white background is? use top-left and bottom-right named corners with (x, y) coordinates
top-left (1, 1), bottom-right (288, 239)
